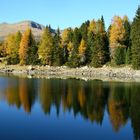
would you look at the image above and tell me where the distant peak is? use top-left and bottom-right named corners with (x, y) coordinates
top-left (0, 22), bottom-right (8, 25)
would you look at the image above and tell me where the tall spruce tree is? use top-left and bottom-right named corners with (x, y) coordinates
top-left (91, 18), bottom-right (110, 67)
top-left (52, 28), bottom-right (63, 66)
top-left (131, 6), bottom-right (140, 69)
top-left (124, 16), bottom-right (131, 47)
top-left (125, 47), bottom-right (131, 64)
top-left (79, 20), bottom-right (89, 41)
top-left (114, 47), bottom-right (126, 65)
top-left (100, 16), bottom-right (110, 63)
top-left (67, 28), bottom-right (81, 67)
top-left (123, 16), bottom-right (131, 64)
top-left (91, 33), bottom-right (108, 67)
top-left (86, 31), bottom-right (94, 63)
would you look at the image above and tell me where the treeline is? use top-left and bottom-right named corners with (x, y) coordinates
top-left (0, 7), bottom-right (140, 69)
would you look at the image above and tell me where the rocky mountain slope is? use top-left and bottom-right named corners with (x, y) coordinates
top-left (0, 20), bottom-right (46, 40)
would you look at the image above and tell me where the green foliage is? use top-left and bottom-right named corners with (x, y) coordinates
top-left (114, 47), bottom-right (126, 65)
top-left (131, 6), bottom-right (140, 69)
top-left (86, 31), bottom-right (94, 63)
top-left (124, 17), bottom-right (131, 47)
top-left (1, 12), bottom-right (139, 69)
top-left (79, 20), bottom-right (89, 41)
top-left (52, 28), bottom-right (63, 66)
top-left (91, 33), bottom-right (109, 67)
top-left (66, 28), bottom-right (80, 67)
top-left (125, 47), bottom-right (132, 64)
top-left (38, 27), bottom-right (53, 65)
top-left (90, 17), bottom-right (110, 67)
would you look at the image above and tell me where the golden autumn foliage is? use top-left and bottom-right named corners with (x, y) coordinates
top-left (79, 39), bottom-right (87, 56)
top-left (78, 39), bottom-right (87, 64)
top-left (0, 42), bottom-right (6, 57)
top-left (5, 34), bottom-right (15, 55)
top-left (5, 31), bottom-right (22, 64)
top-left (109, 16), bottom-right (126, 48)
top-left (39, 79), bottom-right (51, 113)
top-left (5, 32), bottom-right (21, 55)
top-left (6, 85), bottom-right (20, 107)
top-left (19, 28), bottom-right (32, 65)
top-left (88, 19), bottom-right (105, 34)
top-left (66, 41), bottom-right (73, 60)
top-left (67, 41), bottom-right (73, 53)
top-left (108, 98), bottom-right (127, 131)
top-left (88, 19), bottom-right (96, 33)
top-left (66, 88), bottom-right (73, 107)
top-left (38, 27), bottom-right (53, 65)
top-left (61, 29), bottom-right (70, 46)
top-left (78, 87), bottom-right (86, 108)
top-left (19, 79), bottom-right (31, 113)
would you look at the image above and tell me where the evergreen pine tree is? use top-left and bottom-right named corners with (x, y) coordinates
top-left (100, 16), bottom-right (110, 63)
top-left (79, 20), bottom-right (89, 41)
top-left (91, 33), bottom-right (108, 67)
top-left (131, 6), bottom-right (140, 69)
top-left (86, 31), bottom-right (94, 63)
top-left (91, 17), bottom-right (110, 67)
top-left (125, 47), bottom-right (131, 64)
top-left (123, 16), bottom-right (131, 48)
top-left (123, 16), bottom-right (131, 65)
top-left (67, 28), bottom-right (81, 67)
top-left (52, 28), bottom-right (63, 66)
top-left (114, 47), bottom-right (126, 65)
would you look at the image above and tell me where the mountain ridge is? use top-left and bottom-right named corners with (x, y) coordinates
top-left (0, 20), bottom-right (47, 41)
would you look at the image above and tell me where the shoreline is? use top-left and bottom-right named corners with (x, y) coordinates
top-left (0, 65), bottom-right (140, 82)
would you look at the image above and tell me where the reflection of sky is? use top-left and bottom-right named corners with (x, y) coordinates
top-left (0, 77), bottom-right (8, 88)
top-left (0, 76), bottom-right (136, 140)
top-left (0, 77), bottom-right (8, 100)
top-left (0, 101), bottom-right (133, 140)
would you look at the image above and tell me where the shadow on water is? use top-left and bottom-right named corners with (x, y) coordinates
top-left (0, 75), bottom-right (140, 140)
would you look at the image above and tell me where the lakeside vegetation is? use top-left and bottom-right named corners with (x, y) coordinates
top-left (0, 7), bottom-right (140, 69)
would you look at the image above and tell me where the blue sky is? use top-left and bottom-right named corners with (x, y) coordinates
top-left (0, 0), bottom-right (139, 29)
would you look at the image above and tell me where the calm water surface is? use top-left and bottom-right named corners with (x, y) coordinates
top-left (0, 75), bottom-right (139, 140)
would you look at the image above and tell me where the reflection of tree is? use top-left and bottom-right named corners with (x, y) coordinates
top-left (4, 78), bottom-right (36, 113)
top-left (2, 77), bottom-right (140, 139)
top-left (61, 80), bottom-right (108, 124)
top-left (130, 84), bottom-right (140, 140)
top-left (19, 79), bottom-right (36, 113)
top-left (78, 86), bottom-right (86, 108)
top-left (39, 79), bottom-right (52, 114)
top-left (108, 83), bottom-right (129, 132)
top-left (6, 79), bottom-right (20, 108)
top-left (86, 81), bottom-right (109, 124)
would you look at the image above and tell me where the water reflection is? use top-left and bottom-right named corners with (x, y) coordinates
top-left (0, 77), bottom-right (140, 139)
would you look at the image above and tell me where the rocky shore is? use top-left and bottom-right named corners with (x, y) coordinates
top-left (0, 64), bottom-right (140, 82)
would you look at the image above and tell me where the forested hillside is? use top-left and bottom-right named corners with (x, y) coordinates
top-left (0, 6), bottom-right (140, 69)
